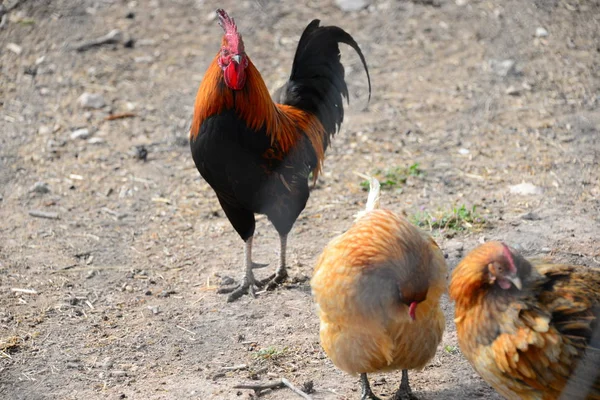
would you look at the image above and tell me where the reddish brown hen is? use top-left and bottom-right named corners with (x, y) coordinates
top-left (450, 241), bottom-right (600, 400)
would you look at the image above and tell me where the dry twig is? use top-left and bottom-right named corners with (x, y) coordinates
top-left (234, 377), bottom-right (313, 399)
top-left (105, 112), bottom-right (136, 121)
top-left (220, 364), bottom-right (247, 371)
top-left (74, 29), bottom-right (122, 52)
top-left (11, 288), bottom-right (38, 295)
top-left (28, 210), bottom-right (59, 219)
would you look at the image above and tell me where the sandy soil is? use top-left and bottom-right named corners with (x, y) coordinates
top-left (1, 0), bottom-right (599, 399)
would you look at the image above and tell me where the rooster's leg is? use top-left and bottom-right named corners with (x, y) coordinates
top-left (218, 236), bottom-right (268, 302)
top-left (263, 234), bottom-right (289, 290)
top-left (391, 370), bottom-right (418, 400)
top-left (360, 373), bottom-right (381, 400)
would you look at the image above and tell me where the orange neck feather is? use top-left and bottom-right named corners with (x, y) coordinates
top-left (449, 263), bottom-right (489, 310)
top-left (190, 54), bottom-right (326, 178)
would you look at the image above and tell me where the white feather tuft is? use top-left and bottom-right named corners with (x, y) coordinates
top-left (354, 172), bottom-right (381, 220)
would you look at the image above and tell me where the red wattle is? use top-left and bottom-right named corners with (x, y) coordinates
top-left (224, 62), bottom-right (246, 90)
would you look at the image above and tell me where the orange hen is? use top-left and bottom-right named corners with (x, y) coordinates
top-left (450, 241), bottom-right (600, 400)
top-left (311, 177), bottom-right (447, 400)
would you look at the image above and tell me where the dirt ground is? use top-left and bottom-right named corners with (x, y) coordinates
top-left (1, 0), bottom-right (599, 399)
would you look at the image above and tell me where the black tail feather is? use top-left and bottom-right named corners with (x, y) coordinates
top-left (275, 19), bottom-right (371, 150)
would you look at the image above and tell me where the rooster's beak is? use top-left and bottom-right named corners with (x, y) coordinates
top-left (231, 54), bottom-right (242, 64)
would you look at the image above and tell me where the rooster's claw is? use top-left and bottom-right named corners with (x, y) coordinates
top-left (218, 275), bottom-right (265, 302)
top-left (262, 269), bottom-right (288, 291)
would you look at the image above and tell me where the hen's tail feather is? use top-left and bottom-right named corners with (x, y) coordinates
top-left (277, 19), bottom-right (371, 151)
top-left (354, 172), bottom-right (380, 220)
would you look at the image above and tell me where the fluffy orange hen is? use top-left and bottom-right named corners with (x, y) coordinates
top-left (311, 177), bottom-right (447, 400)
top-left (450, 241), bottom-right (600, 400)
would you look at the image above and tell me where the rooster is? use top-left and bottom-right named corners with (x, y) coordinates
top-left (311, 177), bottom-right (447, 400)
top-left (449, 241), bottom-right (600, 400)
top-left (190, 9), bottom-right (370, 302)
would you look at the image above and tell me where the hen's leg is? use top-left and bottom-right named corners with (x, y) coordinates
top-left (264, 233), bottom-right (289, 290)
top-left (391, 370), bottom-right (418, 400)
top-left (218, 236), bottom-right (268, 302)
top-left (360, 373), bottom-right (381, 400)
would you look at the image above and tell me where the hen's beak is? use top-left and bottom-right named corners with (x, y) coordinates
top-left (231, 54), bottom-right (242, 64)
top-left (508, 275), bottom-right (522, 290)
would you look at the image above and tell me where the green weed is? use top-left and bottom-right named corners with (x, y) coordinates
top-left (360, 163), bottom-right (423, 191)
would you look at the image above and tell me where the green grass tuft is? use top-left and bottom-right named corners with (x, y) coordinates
top-left (360, 163), bottom-right (423, 191)
top-left (412, 205), bottom-right (487, 235)
top-left (444, 345), bottom-right (459, 354)
top-left (253, 346), bottom-right (288, 360)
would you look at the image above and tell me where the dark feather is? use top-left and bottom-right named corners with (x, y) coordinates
top-left (274, 19), bottom-right (371, 150)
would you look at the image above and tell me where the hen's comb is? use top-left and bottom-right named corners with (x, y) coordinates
top-left (501, 243), bottom-right (517, 274)
top-left (216, 9), bottom-right (244, 53)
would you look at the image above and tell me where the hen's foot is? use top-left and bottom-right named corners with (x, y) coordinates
top-left (391, 391), bottom-right (417, 400)
top-left (360, 373), bottom-right (382, 400)
top-left (360, 392), bottom-right (382, 400)
top-left (391, 370), bottom-right (418, 400)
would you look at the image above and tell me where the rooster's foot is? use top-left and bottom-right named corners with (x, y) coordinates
top-left (217, 275), bottom-right (265, 302)
top-left (261, 268), bottom-right (288, 291)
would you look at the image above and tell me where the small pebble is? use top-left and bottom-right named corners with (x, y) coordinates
top-left (135, 145), bottom-right (148, 161)
top-left (30, 181), bottom-right (50, 194)
top-left (78, 92), bottom-right (106, 109)
top-left (70, 128), bottom-right (91, 140)
top-left (535, 27), bottom-right (548, 38)
top-left (506, 86), bottom-right (521, 96)
top-left (488, 59), bottom-right (516, 77)
top-left (334, 0), bottom-right (369, 11)
top-left (88, 137), bottom-right (105, 144)
top-left (7, 43), bottom-right (22, 55)
top-left (510, 182), bottom-right (543, 195)
top-left (101, 357), bottom-right (114, 369)
top-left (520, 211), bottom-right (541, 221)
top-left (134, 55), bottom-right (153, 63)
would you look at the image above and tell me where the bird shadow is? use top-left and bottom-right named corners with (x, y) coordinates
top-left (416, 384), bottom-right (503, 400)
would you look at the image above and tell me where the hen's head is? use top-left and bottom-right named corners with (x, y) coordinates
top-left (216, 9), bottom-right (248, 90)
top-left (450, 241), bottom-right (530, 306)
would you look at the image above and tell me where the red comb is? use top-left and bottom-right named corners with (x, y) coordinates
top-left (501, 243), bottom-right (517, 274)
top-left (216, 9), bottom-right (244, 53)
top-left (216, 9), bottom-right (236, 34)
